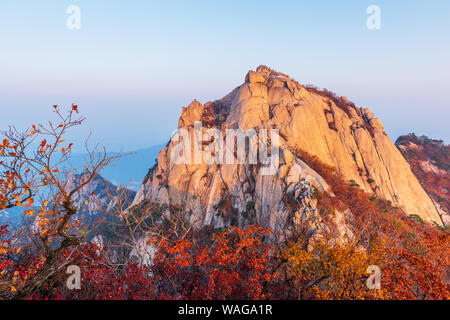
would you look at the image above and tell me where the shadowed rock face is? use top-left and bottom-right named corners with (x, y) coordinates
top-left (396, 134), bottom-right (449, 226)
top-left (132, 66), bottom-right (442, 233)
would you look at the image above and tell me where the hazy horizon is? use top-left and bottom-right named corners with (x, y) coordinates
top-left (1, 0), bottom-right (449, 152)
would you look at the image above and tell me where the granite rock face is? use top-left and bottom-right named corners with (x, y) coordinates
top-left (132, 66), bottom-right (442, 235)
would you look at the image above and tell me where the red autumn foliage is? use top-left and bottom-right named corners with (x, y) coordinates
top-left (294, 149), bottom-right (449, 299)
top-left (25, 226), bottom-right (276, 300)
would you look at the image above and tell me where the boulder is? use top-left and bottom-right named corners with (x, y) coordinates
top-left (245, 71), bottom-right (266, 84)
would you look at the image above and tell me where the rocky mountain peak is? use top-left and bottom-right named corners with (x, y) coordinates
top-left (133, 66), bottom-right (443, 235)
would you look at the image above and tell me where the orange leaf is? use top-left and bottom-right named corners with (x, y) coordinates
top-left (25, 198), bottom-right (34, 208)
top-left (25, 210), bottom-right (34, 217)
top-left (15, 196), bottom-right (22, 207)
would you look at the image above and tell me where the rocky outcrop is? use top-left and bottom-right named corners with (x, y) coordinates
top-left (396, 134), bottom-right (449, 225)
top-left (66, 174), bottom-right (136, 215)
top-left (132, 66), bottom-right (443, 234)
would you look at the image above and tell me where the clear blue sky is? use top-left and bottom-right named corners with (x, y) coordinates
top-left (1, 0), bottom-right (449, 151)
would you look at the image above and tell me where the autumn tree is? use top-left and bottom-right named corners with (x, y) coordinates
top-left (0, 105), bottom-right (119, 299)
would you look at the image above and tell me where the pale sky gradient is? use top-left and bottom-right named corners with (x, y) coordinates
top-left (1, 0), bottom-right (449, 151)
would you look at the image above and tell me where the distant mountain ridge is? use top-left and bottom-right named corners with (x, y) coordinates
top-left (66, 173), bottom-right (136, 215)
top-left (70, 144), bottom-right (163, 190)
